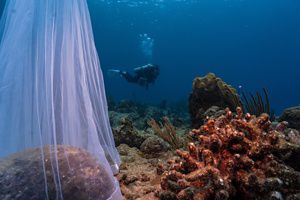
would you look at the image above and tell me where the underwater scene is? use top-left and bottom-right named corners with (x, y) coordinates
top-left (0, 0), bottom-right (300, 200)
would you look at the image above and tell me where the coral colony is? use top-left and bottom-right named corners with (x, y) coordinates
top-left (159, 108), bottom-right (300, 200)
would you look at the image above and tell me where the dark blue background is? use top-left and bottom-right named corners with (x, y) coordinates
top-left (0, 1), bottom-right (5, 16)
top-left (88, 0), bottom-right (300, 114)
top-left (1, 0), bottom-right (299, 114)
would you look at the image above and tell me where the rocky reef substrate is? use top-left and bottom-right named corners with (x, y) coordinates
top-left (280, 106), bottom-right (300, 131)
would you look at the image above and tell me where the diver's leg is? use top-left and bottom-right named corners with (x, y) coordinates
top-left (120, 71), bottom-right (138, 83)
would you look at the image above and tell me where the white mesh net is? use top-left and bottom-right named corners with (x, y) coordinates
top-left (0, 0), bottom-right (121, 199)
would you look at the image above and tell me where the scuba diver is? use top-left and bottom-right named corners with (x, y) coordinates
top-left (108, 64), bottom-right (160, 89)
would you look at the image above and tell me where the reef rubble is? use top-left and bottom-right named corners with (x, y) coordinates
top-left (117, 144), bottom-right (173, 200)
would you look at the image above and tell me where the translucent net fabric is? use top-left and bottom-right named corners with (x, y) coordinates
top-left (0, 0), bottom-right (121, 199)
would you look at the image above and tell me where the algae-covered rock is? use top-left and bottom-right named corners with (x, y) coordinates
top-left (189, 73), bottom-right (241, 127)
top-left (0, 145), bottom-right (117, 200)
top-left (140, 136), bottom-right (168, 156)
top-left (279, 106), bottom-right (300, 131)
top-left (113, 117), bottom-right (149, 148)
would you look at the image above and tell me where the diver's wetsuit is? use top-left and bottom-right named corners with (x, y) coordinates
top-left (120, 64), bottom-right (159, 89)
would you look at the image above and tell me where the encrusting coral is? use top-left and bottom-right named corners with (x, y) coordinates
top-left (159, 107), bottom-right (300, 200)
top-left (189, 73), bottom-right (242, 128)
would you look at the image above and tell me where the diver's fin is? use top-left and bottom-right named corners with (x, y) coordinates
top-left (107, 69), bottom-right (122, 77)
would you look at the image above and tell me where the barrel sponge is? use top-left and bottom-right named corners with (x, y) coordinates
top-left (189, 73), bottom-right (241, 127)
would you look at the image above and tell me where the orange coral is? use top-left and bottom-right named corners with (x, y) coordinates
top-left (159, 108), bottom-right (300, 200)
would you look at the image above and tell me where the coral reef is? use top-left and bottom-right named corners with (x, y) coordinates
top-left (279, 106), bottom-right (300, 131)
top-left (110, 103), bottom-right (188, 154)
top-left (109, 99), bottom-right (190, 131)
top-left (0, 146), bottom-right (118, 200)
top-left (189, 73), bottom-right (241, 128)
top-left (159, 108), bottom-right (300, 200)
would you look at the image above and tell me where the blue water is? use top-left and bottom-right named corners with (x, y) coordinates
top-left (87, 0), bottom-right (300, 114)
top-left (1, 0), bottom-right (300, 114)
